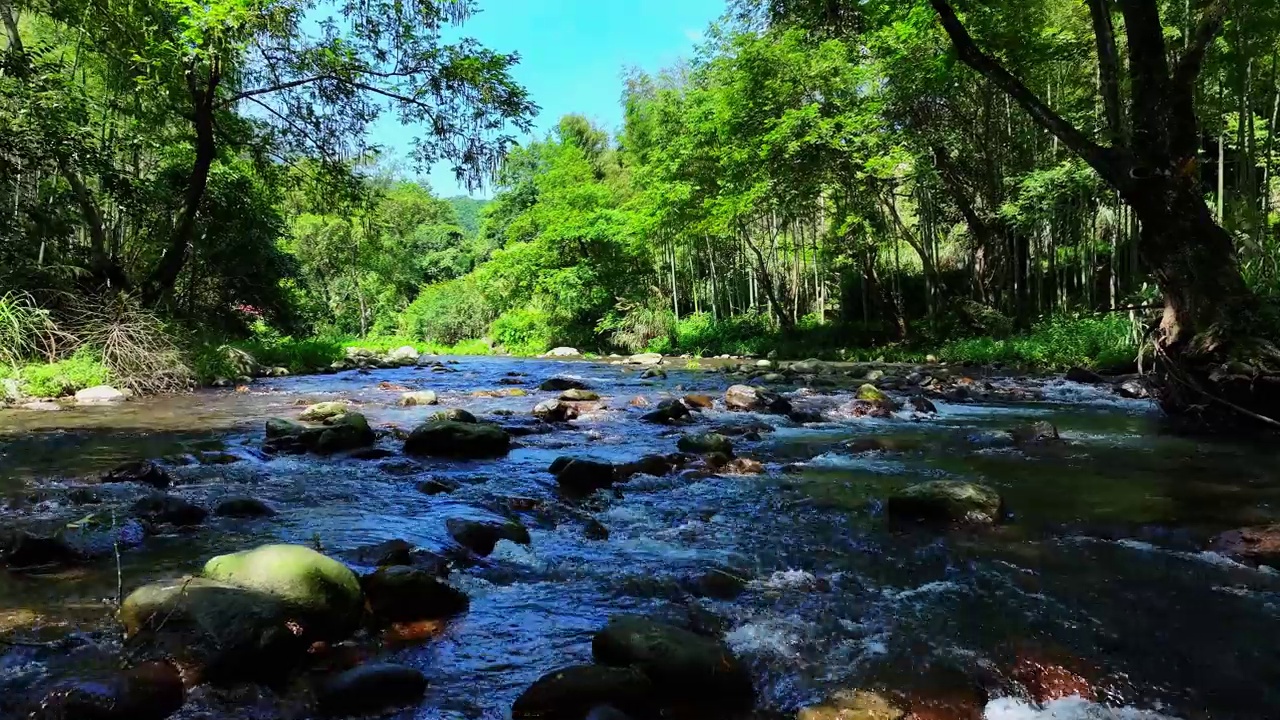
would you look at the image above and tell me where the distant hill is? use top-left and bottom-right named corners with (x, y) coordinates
top-left (446, 197), bottom-right (491, 238)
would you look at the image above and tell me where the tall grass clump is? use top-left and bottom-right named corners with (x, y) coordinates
top-left (0, 291), bottom-right (68, 368)
top-left (67, 293), bottom-right (195, 394)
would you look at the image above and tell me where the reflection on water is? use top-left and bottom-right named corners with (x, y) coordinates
top-left (2, 356), bottom-right (1278, 719)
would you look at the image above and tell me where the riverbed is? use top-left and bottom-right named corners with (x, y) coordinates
top-left (2, 356), bottom-right (1278, 720)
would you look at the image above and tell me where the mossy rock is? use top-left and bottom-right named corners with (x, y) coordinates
top-left (363, 565), bottom-right (468, 623)
top-left (886, 480), bottom-right (1003, 526)
top-left (403, 420), bottom-right (511, 458)
top-left (676, 432), bottom-right (734, 456)
top-left (315, 412), bottom-right (376, 454)
top-left (300, 401), bottom-right (348, 422)
top-left (202, 544), bottom-right (363, 636)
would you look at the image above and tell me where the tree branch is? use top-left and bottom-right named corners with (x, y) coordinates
top-left (216, 75), bottom-right (333, 108)
top-left (1086, 0), bottom-right (1127, 144)
top-left (929, 0), bottom-right (1126, 186)
top-left (1172, 0), bottom-right (1228, 89)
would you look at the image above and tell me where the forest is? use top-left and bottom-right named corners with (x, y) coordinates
top-left (3, 0), bottom-right (1280, 425)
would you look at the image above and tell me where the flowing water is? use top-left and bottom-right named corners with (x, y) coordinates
top-left (1, 356), bottom-right (1278, 720)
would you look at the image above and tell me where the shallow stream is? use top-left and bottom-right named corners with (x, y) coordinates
top-left (1, 356), bottom-right (1278, 719)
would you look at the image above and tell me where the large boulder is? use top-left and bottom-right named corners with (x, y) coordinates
top-left (552, 457), bottom-right (618, 496)
top-left (591, 616), bottom-right (754, 711)
top-left (75, 385), bottom-right (125, 404)
top-left (315, 412), bottom-right (376, 454)
top-left (886, 480), bottom-right (1003, 526)
top-left (263, 418), bottom-right (324, 454)
top-left (403, 420), bottom-right (511, 458)
top-left (388, 346), bottom-right (421, 365)
top-left (398, 391), bottom-right (439, 407)
top-left (316, 664), bottom-right (428, 717)
top-left (300, 401), bottom-right (348, 422)
top-left (446, 517), bottom-right (531, 556)
top-left (101, 460), bottom-right (172, 489)
top-left (119, 577), bottom-right (308, 683)
top-left (0, 529), bottom-right (85, 569)
top-left (512, 665), bottom-right (653, 720)
top-left (362, 565), bottom-right (468, 623)
top-left (131, 494), bottom-right (208, 527)
top-left (677, 432), bottom-right (734, 456)
top-left (540, 377), bottom-right (589, 392)
top-left (431, 408), bottom-right (477, 424)
top-left (533, 399), bottom-right (579, 423)
top-left (724, 385), bottom-right (792, 414)
top-left (627, 353), bottom-right (664, 366)
top-left (202, 544), bottom-right (363, 636)
top-left (545, 347), bottom-right (581, 357)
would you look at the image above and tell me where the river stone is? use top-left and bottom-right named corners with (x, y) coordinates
top-left (617, 454), bottom-right (677, 479)
top-left (1008, 420), bottom-right (1059, 444)
top-left (315, 412), bottom-right (376, 454)
top-left (341, 539), bottom-right (415, 568)
top-left (639, 367), bottom-right (667, 379)
top-left (540, 377), bottom-right (589, 391)
top-left (21, 400), bottom-right (62, 411)
top-left (431, 408), bottom-right (477, 423)
top-left (724, 384), bottom-right (792, 414)
top-left (363, 565), bottom-right (468, 623)
top-left (534, 399), bottom-right (579, 422)
top-left (1209, 524), bottom-right (1280, 566)
top-left (1065, 367), bottom-right (1105, 384)
top-left (688, 568), bottom-right (748, 600)
top-left (856, 384), bottom-right (897, 407)
top-left (512, 665), bottom-right (653, 720)
top-left (214, 497), bottom-right (277, 518)
top-left (403, 420), bottom-right (511, 458)
top-left (677, 432), bottom-right (734, 456)
top-left (417, 477), bottom-right (460, 495)
top-left (300, 401), bottom-right (347, 422)
top-left (640, 398), bottom-right (690, 424)
top-left (719, 457), bottom-right (764, 475)
top-left (446, 517), bottom-right (531, 556)
top-left (553, 458), bottom-right (618, 496)
top-left (790, 358), bottom-right (828, 375)
top-left (120, 576), bottom-right (307, 683)
top-left (316, 663), bottom-right (428, 717)
top-left (546, 347), bottom-right (581, 357)
top-left (399, 391), bottom-right (439, 406)
top-left (560, 388), bottom-right (600, 401)
top-left (887, 480), bottom-right (1003, 526)
top-left (101, 460), bottom-right (172, 489)
top-left (1115, 378), bottom-right (1151, 399)
top-left (202, 543), bottom-right (363, 635)
top-left (388, 345), bottom-right (420, 365)
top-left (131, 493), bottom-right (208, 526)
top-left (591, 616), bottom-right (754, 710)
top-left (628, 353), bottom-right (664, 366)
top-left (75, 385), bottom-right (125, 404)
top-left (265, 417), bottom-right (307, 438)
top-left (797, 689), bottom-right (905, 720)
top-left (30, 661), bottom-right (186, 720)
top-left (908, 396), bottom-right (938, 414)
top-left (682, 394), bottom-right (713, 410)
top-left (0, 529), bottom-right (84, 568)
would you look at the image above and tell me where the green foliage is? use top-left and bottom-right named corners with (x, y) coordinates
top-left (398, 275), bottom-right (495, 345)
top-left (935, 315), bottom-right (1136, 370)
top-left (0, 292), bottom-right (62, 368)
top-left (17, 347), bottom-right (111, 398)
top-left (491, 308), bottom-right (555, 356)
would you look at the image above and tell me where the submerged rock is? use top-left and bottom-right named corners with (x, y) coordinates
top-left (540, 377), bottom-right (590, 391)
top-left (341, 539), bottom-right (415, 568)
top-left (446, 517), bottom-right (531, 556)
top-left (101, 460), bottom-right (172, 489)
top-left (120, 577), bottom-right (307, 684)
top-left (553, 457), bottom-right (618, 496)
top-left (1209, 524), bottom-right (1280, 566)
top-left (617, 454), bottom-right (678, 479)
top-left (316, 663), bottom-right (427, 717)
top-left (677, 432), bottom-right (734, 456)
top-left (363, 565), bottom-right (468, 622)
top-left (131, 493), bottom-right (208, 527)
top-left (1008, 420), bottom-right (1059, 445)
top-left (534, 399), bottom-right (580, 423)
top-left (31, 661), bottom-right (185, 720)
top-left (214, 497), bottom-right (277, 518)
top-left (398, 391), bottom-right (439, 406)
top-left (908, 396), bottom-right (938, 414)
top-left (202, 543), bottom-right (363, 636)
top-left (75, 385), bottom-right (125, 404)
top-left (300, 401), bottom-right (348, 422)
top-left (512, 665), bottom-right (653, 720)
top-left (591, 616), bottom-right (754, 711)
top-left (797, 689), bottom-right (905, 720)
top-left (887, 480), bottom-right (1003, 526)
top-left (0, 529), bottom-right (84, 569)
top-left (403, 420), bottom-right (511, 458)
top-left (724, 384), bottom-right (791, 414)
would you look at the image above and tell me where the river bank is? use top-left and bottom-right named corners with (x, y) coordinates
top-left (2, 354), bottom-right (1275, 720)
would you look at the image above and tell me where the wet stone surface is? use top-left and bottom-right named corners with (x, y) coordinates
top-left (1, 356), bottom-right (1279, 720)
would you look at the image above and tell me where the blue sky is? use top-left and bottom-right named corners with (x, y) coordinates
top-left (383, 0), bottom-right (726, 198)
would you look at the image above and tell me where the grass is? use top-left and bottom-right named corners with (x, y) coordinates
top-left (13, 347), bottom-right (112, 398)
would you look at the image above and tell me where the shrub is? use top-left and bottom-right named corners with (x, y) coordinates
top-left (19, 347), bottom-right (111, 398)
top-left (398, 275), bottom-right (494, 345)
top-left (66, 293), bottom-right (195, 393)
top-left (491, 307), bottom-right (554, 356)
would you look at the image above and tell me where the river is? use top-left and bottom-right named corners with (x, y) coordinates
top-left (1, 356), bottom-right (1278, 720)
